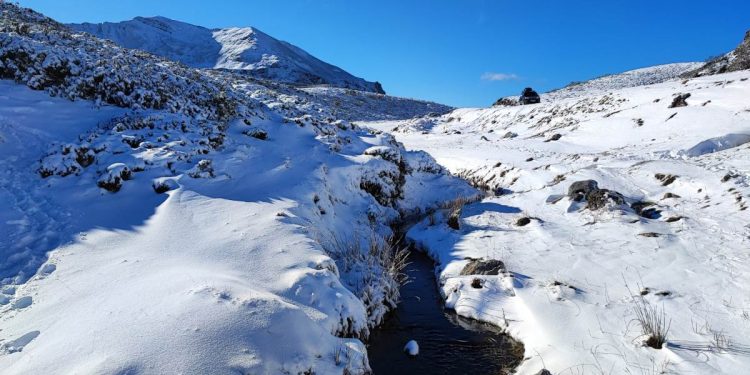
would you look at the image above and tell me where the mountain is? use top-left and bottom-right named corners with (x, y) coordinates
top-left (69, 16), bottom-right (386, 93)
top-left (684, 29), bottom-right (750, 77)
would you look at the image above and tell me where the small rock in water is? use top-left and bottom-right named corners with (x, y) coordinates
top-left (404, 340), bottom-right (419, 356)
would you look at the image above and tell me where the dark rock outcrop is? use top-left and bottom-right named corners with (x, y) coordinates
top-left (683, 29), bottom-right (750, 77)
top-left (668, 93), bottom-right (690, 108)
top-left (460, 259), bottom-right (505, 276)
top-left (586, 189), bottom-right (625, 210)
top-left (567, 180), bottom-right (599, 201)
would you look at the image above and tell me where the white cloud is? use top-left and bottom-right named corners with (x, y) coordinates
top-left (481, 72), bottom-right (519, 81)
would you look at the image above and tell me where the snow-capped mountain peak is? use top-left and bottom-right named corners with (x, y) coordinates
top-left (69, 16), bottom-right (385, 93)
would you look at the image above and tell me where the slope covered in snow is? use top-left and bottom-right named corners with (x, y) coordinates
top-left (70, 16), bottom-right (386, 93)
top-left (0, 4), bottom-right (471, 374)
top-left (367, 69), bottom-right (750, 374)
top-left (544, 62), bottom-right (702, 101)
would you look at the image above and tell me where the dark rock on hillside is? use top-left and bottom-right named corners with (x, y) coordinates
top-left (586, 189), bottom-right (625, 210)
top-left (461, 259), bottom-right (505, 276)
top-left (683, 29), bottom-right (750, 77)
top-left (669, 93), bottom-right (691, 108)
top-left (567, 180), bottom-right (599, 201)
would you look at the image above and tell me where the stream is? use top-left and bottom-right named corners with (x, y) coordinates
top-left (367, 248), bottom-right (524, 374)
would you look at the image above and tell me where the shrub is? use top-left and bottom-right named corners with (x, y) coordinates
top-left (632, 296), bottom-right (671, 349)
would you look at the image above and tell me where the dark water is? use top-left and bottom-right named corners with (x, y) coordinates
top-left (367, 250), bottom-right (523, 375)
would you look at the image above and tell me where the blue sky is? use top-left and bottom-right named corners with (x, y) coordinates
top-left (18, 0), bottom-right (750, 107)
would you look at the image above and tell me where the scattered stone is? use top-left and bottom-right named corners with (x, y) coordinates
top-left (526, 157), bottom-right (534, 162)
top-left (668, 93), bottom-right (691, 108)
top-left (655, 173), bottom-right (678, 186)
top-left (471, 278), bottom-right (483, 289)
top-left (243, 127), bottom-right (268, 140)
top-left (586, 189), bottom-right (625, 210)
top-left (516, 217), bottom-right (532, 226)
top-left (631, 201), bottom-right (661, 219)
top-left (662, 192), bottom-right (681, 199)
top-left (461, 259), bottom-right (505, 276)
top-left (639, 232), bottom-right (661, 238)
top-left (567, 180), bottom-right (599, 201)
top-left (665, 216), bottom-right (683, 223)
top-left (502, 131), bottom-right (518, 139)
top-left (545, 133), bottom-right (562, 142)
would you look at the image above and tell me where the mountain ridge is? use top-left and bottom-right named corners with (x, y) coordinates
top-left (69, 16), bottom-right (386, 94)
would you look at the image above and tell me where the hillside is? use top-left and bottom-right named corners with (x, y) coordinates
top-left (0, 4), bottom-right (467, 374)
top-left (70, 16), bottom-right (386, 93)
top-left (684, 29), bottom-right (750, 77)
top-left (368, 67), bottom-right (750, 374)
top-left (544, 62), bottom-right (702, 101)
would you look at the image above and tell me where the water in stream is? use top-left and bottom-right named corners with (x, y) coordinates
top-left (367, 250), bottom-right (523, 374)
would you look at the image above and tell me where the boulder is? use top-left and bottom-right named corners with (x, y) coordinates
top-left (460, 259), bottom-right (505, 276)
top-left (586, 189), bottom-right (625, 210)
top-left (567, 180), bottom-right (599, 201)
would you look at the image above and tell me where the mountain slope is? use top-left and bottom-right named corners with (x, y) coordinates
top-left (0, 4), bottom-right (470, 374)
top-left (684, 29), bottom-right (750, 77)
top-left (367, 68), bottom-right (750, 374)
top-left (544, 62), bottom-right (702, 101)
top-left (69, 16), bottom-right (386, 93)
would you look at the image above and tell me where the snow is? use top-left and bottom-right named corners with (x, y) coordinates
top-left (0, 4), bottom-right (473, 373)
top-left (543, 62), bottom-right (702, 101)
top-left (403, 340), bottom-right (419, 356)
top-left (3, 3), bottom-right (750, 374)
top-left (366, 69), bottom-right (750, 374)
top-left (69, 16), bottom-right (385, 93)
top-left (684, 133), bottom-right (750, 157)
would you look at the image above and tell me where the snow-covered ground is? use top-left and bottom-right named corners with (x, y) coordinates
top-left (0, 4), bottom-right (473, 374)
top-left (3, 2), bottom-right (750, 374)
top-left (544, 62), bottom-right (703, 101)
top-left (366, 70), bottom-right (750, 374)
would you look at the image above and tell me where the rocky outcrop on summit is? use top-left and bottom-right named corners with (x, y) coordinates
top-left (684, 29), bottom-right (750, 77)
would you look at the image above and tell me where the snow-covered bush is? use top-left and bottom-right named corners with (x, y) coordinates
top-left (96, 163), bottom-right (132, 192)
top-left (187, 159), bottom-right (215, 179)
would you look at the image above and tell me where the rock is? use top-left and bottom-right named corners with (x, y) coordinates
top-left (655, 173), bottom-right (678, 186)
top-left (403, 340), bottom-right (419, 356)
top-left (516, 217), bottom-right (531, 226)
top-left (668, 93), bottom-right (690, 108)
top-left (631, 201), bottom-right (661, 219)
top-left (461, 259), bottom-right (505, 276)
top-left (471, 278), bottom-right (483, 289)
top-left (502, 131), bottom-right (518, 139)
top-left (639, 232), bottom-right (661, 238)
top-left (493, 97), bottom-right (518, 107)
top-left (662, 192), bottom-right (681, 199)
top-left (447, 210), bottom-right (461, 230)
top-left (586, 189), bottom-right (625, 210)
top-left (567, 180), bottom-right (599, 201)
top-left (535, 370), bottom-right (552, 375)
top-left (545, 133), bottom-right (562, 142)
